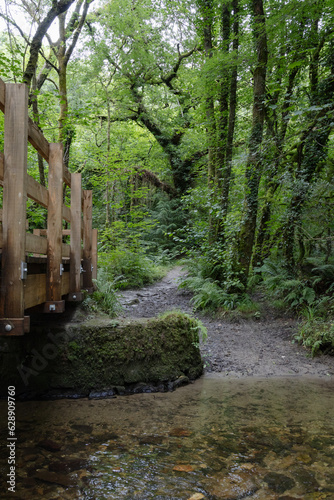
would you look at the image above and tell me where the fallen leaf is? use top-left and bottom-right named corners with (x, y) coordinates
top-left (188, 494), bottom-right (205, 500)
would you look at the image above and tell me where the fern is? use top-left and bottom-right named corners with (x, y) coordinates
top-left (260, 260), bottom-right (316, 310)
top-left (295, 320), bottom-right (334, 356)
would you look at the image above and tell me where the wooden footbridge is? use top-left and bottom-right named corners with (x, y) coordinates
top-left (0, 80), bottom-right (97, 336)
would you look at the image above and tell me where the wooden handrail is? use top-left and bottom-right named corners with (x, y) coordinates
top-left (0, 78), bottom-right (97, 335)
top-left (0, 78), bottom-right (72, 187)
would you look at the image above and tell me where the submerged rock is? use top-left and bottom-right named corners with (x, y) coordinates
top-left (0, 311), bottom-right (203, 398)
top-left (264, 472), bottom-right (295, 493)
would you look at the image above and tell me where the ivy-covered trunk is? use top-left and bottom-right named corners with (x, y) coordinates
top-left (217, 0), bottom-right (239, 243)
top-left (237, 0), bottom-right (268, 283)
top-left (283, 45), bottom-right (334, 268)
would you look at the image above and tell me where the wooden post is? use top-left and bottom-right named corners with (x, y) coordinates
top-left (68, 172), bottom-right (83, 301)
top-left (82, 190), bottom-right (93, 291)
top-left (45, 143), bottom-right (65, 313)
top-left (0, 83), bottom-right (30, 335)
top-left (92, 228), bottom-right (98, 288)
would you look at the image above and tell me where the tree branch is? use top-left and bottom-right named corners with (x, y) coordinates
top-left (23, 0), bottom-right (76, 88)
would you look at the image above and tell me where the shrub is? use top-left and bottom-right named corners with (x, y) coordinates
top-left (295, 320), bottom-right (334, 356)
top-left (82, 267), bottom-right (121, 317)
top-left (259, 260), bottom-right (316, 310)
top-left (98, 249), bottom-right (167, 289)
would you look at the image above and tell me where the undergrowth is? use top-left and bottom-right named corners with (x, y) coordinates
top-left (98, 249), bottom-right (168, 289)
top-left (258, 259), bottom-right (334, 355)
top-left (294, 320), bottom-right (334, 357)
top-left (179, 258), bottom-right (258, 317)
top-left (82, 267), bottom-right (121, 317)
top-left (82, 249), bottom-right (168, 316)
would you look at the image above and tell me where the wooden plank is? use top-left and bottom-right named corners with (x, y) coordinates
top-left (27, 174), bottom-right (49, 207)
top-left (61, 271), bottom-right (70, 295)
top-left (92, 228), bottom-right (98, 284)
top-left (43, 300), bottom-right (65, 313)
top-left (70, 173), bottom-right (82, 294)
top-left (28, 118), bottom-right (49, 162)
top-left (63, 204), bottom-right (71, 223)
top-left (1, 83), bottom-right (28, 318)
top-left (62, 242), bottom-right (70, 258)
top-left (82, 190), bottom-right (93, 290)
top-left (39, 228), bottom-right (84, 238)
top-left (1, 157), bottom-right (48, 208)
top-left (26, 233), bottom-right (48, 255)
top-left (46, 143), bottom-right (63, 302)
top-left (24, 273), bottom-right (47, 309)
top-left (0, 78), bottom-right (4, 113)
top-left (1, 79), bottom-right (70, 189)
top-left (0, 317), bottom-right (30, 336)
top-left (0, 151), bottom-right (3, 180)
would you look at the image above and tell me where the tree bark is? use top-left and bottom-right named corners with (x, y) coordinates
top-left (218, 0), bottom-right (239, 241)
top-left (237, 0), bottom-right (268, 283)
top-left (23, 0), bottom-right (76, 89)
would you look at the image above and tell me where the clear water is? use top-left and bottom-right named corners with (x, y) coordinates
top-left (1, 375), bottom-right (334, 499)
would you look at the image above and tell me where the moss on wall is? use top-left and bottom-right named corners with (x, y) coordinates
top-left (0, 312), bottom-right (203, 398)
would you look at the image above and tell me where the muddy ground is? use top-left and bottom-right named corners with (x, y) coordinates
top-left (117, 266), bottom-right (334, 379)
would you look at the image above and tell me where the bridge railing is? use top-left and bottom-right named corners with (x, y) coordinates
top-left (0, 80), bottom-right (97, 335)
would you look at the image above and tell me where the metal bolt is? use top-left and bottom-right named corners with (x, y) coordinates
top-left (73, 295), bottom-right (76, 300)
top-left (5, 324), bottom-right (12, 332)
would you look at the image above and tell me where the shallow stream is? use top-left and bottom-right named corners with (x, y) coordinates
top-left (1, 375), bottom-right (334, 499)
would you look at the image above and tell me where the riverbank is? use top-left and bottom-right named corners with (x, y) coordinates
top-left (118, 266), bottom-right (334, 379)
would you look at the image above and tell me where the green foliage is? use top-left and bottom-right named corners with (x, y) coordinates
top-left (295, 320), bottom-right (334, 357)
top-left (158, 310), bottom-right (207, 344)
top-left (83, 267), bottom-right (121, 317)
top-left (98, 249), bottom-right (167, 290)
top-left (259, 260), bottom-right (316, 310)
top-left (143, 195), bottom-right (188, 258)
top-left (311, 264), bottom-right (334, 293)
top-left (180, 275), bottom-right (240, 312)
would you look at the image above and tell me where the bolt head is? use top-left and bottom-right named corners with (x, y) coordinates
top-left (5, 324), bottom-right (12, 332)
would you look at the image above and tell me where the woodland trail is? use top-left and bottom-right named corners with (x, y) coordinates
top-left (118, 266), bottom-right (334, 379)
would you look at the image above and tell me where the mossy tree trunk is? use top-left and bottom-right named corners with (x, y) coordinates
top-left (217, 0), bottom-right (239, 243)
top-left (237, 0), bottom-right (268, 283)
top-left (283, 43), bottom-right (334, 268)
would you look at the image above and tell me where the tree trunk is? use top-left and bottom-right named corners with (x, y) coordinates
top-left (218, 0), bottom-right (239, 241)
top-left (237, 0), bottom-right (267, 283)
top-left (23, 0), bottom-right (76, 89)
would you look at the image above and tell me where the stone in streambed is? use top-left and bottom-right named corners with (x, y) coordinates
top-left (264, 472), bottom-right (295, 493)
top-left (34, 470), bottom-right (75, 487)
top-left (38, 439), bottom-right (62, 452)
top-left (49, 458), bottom-right (88, 473)
top-left (207, 471), bottom-right (258, 498)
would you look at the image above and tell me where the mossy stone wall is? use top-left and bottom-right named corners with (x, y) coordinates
top-left (0, 312), bottom-right (203, 398)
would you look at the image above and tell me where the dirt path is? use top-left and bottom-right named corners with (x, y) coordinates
top-left (118, 266), bottom-right (334, 379)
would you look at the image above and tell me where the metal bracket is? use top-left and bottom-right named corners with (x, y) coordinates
top-left (21, 261), bottom-right (28, 280)
top-left (67, 292), bottom-right (84, 302)
top-left (0, 317), bottom-right (30, 336)
top-left (80, 265), bottom-right (86, 273)
top-left (43, 301), bottom-right (66, 313)
top-left (60, 264), bottom-right (64, 276)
